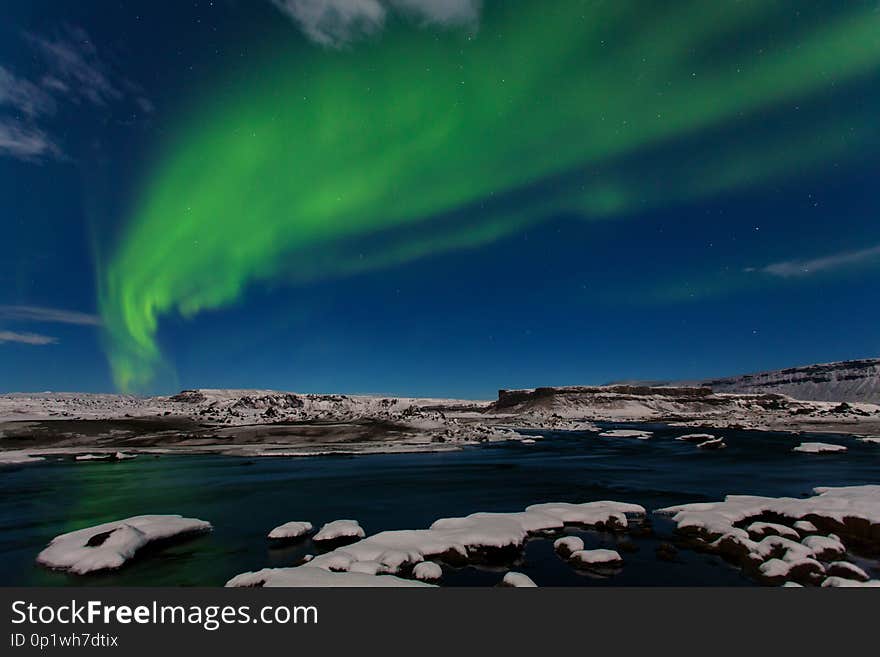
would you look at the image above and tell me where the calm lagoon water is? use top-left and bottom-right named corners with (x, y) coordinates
top-left (1, 424), bottom-right (878, 586)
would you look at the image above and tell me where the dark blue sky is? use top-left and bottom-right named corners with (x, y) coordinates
top-left (2, 1), bottom-right (879, 398)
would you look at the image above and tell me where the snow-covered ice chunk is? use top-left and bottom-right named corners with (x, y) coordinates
top-left (501, 572), bottom-right (537, 587)
top-left (226, 566), bottom-right (433, 587)
top-left (782, 581), bottom-right (803, 587)
top-left (268, 521), bottom-right (313, 540)
top-left (75, 453), bottom-right (112, 461)
top-left (412, 561), bottom-right (442, 581)
top-left (570, 548), bottom-right (623, 567)
top-left (36, 515), bottom-right (212, 574)
top-left (792, 442), bottom-right (847, 454)
top-left (520, 438), bottom-right (537, 445)
top-left (553, 536), bottom-right (584, 557)
top-left (696, 437), bottom-right (726, 450)
top-left (598, 429), bottom-right (652, 440)
top-left (313, 519), bottom-right (365, 543)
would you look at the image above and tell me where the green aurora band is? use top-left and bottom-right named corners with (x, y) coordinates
top-left (100, 0), bottom-right (880, 391)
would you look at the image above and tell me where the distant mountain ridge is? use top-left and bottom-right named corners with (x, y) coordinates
top-left (695, 358), bottom-right (880, 403)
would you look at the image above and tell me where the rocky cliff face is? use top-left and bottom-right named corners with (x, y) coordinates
top-left (698, 359), bottom-right (880, 403)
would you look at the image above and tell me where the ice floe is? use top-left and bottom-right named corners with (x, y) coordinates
top-left (268, 521), bottom-right (313, 540)
top-left (696, 437), bottom-right (726, 450)
top-left (792, 442), bottom-right (847, 454)
top-left (36, 515), bottom-right (212, 574)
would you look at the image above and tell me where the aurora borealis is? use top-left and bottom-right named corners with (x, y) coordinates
top-left (2, 1), bottom-right (880, 395)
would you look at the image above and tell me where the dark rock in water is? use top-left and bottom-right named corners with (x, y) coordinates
top-left (617, 538), bottom-right (639, 553)
top-left (655, 542), bottom-right (678, 561)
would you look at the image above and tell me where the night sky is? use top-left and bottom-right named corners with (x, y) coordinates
top-left (2, 1), bottom-right (879, 398)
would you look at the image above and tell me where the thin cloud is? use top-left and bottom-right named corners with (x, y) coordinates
top-left (0, 25), bottom-right (152, 163)
top-left (0, 66), bottom-right (57, 118)
top-left (270, 0), bottom-right (481, 48)
top-left (0, 122), bottom-right (61, 161)
top-left (0, 331), bottom-right (58, 346)
top-left (760, 243), bottom-right (880, 278)
top-left (0, 305), bottom-right (102, 326)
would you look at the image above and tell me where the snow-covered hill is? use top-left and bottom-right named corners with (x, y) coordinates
top-left (696, 359), bottom-right (880, 403)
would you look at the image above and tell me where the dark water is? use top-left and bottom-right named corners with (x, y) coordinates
top-left (1, 424), bottom-right (878, 586)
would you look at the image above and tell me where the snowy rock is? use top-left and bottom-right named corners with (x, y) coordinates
top-left (501, 572), bottom-right (537, 587)
top-left (313, 519), bottom-right (365, 543)
top-left (526, 501), bottom-right (645, 530)
top-left (598, 429), bottom-right (652, 440)
top-left (657, 485), bottom-right (880, 584)
top-left (793, 520), bottom-right (818, 534)
top-left (279, 500), bottom-right (644, 580)
top-left (268, 521), bottom-right (313, 540)
top-left (802, 534), bottom-right (845, 560)
top-left (696, 437), bottom-right (726, 450)
top-left (657, 485), bottom-right (880, 543)
top-left (826, 561), bottom-right (869, 582)
top-left (747, 522), bottom-right (800, 540)
top-left (412, 561), bottom-right (443, 581)
top-left (75, 453), bottom-right (112, 461)
top-left (553, 536), bottom-right (585, 557)
top-left (36, 515), bottom-right (212, 574)
top-left (782, 581), bottom-right (803, 587)
top-left (569, 549), bottom-right (623, 567)
top-left (520, 438), bottom-right (537, 445)
top-left (677, 433), bottom-right (715, 443)
top-left (0, 451), bottom-right (45, 465)
top-left (820, 576), bottom-right (880, 588)
top-left (792, 442), bottom-right (847, 454)
top-left (226, 566), bottom-right (433, 587)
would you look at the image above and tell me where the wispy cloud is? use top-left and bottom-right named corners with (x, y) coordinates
top-left (0, 305), bottom-right (101, 326)
top-left (0, 331), bottom-right (58, 345)
top-left (0, 25), bottom-right (152, 163)
top-left (0, 66), bottom-right (57, 118)
top-left (270, 0), bottom-right (481, 48)
top-left (760, 243), bottom-right (880, 278)
top-left (0, 122), bottom-right (61, 161)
